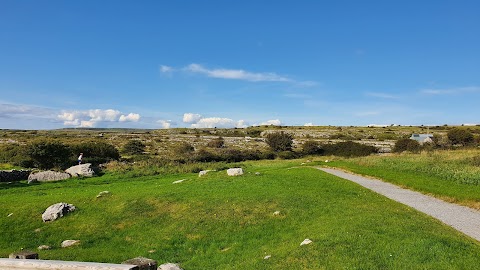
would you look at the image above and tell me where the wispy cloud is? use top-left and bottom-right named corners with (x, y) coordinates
top-left (160, 63), bottom-right (318, 86)
top-left (365, 92), bottom-right (400, 99)
top-left (184, 63), bottom-right (291, 82)
top-left (420, 86), bottom-right (480, 95)
top-left (0, 103), bottom-right (54, 118)
top-left (260, 119), bottom-right (282, 126)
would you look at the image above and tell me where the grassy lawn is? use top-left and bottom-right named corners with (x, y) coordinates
top-left (328, 150), bottom-right (480, 209)
top-left (1, 159), bottom-right (480, 269)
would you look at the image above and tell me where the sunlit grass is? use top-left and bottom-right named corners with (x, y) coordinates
top-left (1, 159), bottom-right (480, 269)
top-left (330, 149), bottom-right (480, 208)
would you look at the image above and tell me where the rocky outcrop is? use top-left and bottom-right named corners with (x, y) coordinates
top-left (28, 171), bottom-right (70, 183)
top-left (42, 202), bottom-right (76, 222)
top-left (0, 170), bottom-right (31, 182)
top-left (227, 168), bottom-right (243, 176)
top-left (65, 163), bottom-right (94, 177)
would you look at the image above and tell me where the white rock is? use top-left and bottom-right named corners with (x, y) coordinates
top-left (173, 179), bottom-right (186, 184)
top-left (159, 263), bottom-right (183, 270)
top-left (65, 163), bottom-right (94, 177)
top-left (300, 239), bottom-right (313, 246)
top-left (96, 191), bottom-right (111, 198)
top-left (38, 245), bottom-right (51, 250)
top-left (264, 255), bottom-right (271, 260)
top-left (42, 202), bottom-right (76, 222)
top-left (198, 170), bottom-right (210, 177)
top-left (325, 160), bottom-right (329, 163)
top-left (227, 168), bottom-right (243, 176)
top-left (273, 211), bottom-right (280, 216)
top-left (255, 172), bottom-right (261, 176)
top-left (61, 240), bottom-right (80, 248)
top-left (7, 213), bottom-right (13, 217)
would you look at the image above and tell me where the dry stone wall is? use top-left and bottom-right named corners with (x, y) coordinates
top-left (0, 170), bottom-right (31, 182)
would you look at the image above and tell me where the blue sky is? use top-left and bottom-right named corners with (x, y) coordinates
top-left (1, 0), bottom-right (479, 129)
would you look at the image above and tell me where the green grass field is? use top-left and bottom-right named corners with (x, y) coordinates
top-left (330, 150), bottom-right (480, 209)
top-left (1, 159), bottom-right (480, 269)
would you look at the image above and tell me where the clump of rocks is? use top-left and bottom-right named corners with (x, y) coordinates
top-left (0, 170), bottom-right (31, 182)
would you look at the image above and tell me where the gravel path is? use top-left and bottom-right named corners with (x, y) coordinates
top-left (318, 167), bottom-right (480, 242)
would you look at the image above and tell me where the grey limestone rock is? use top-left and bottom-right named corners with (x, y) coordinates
top-left (61, 240), bottom-right (81, 248)
top-left (65, 163), bottom-right (94, 177)
top-left (227, 168), bottom-right (243, 176)
top-left (42, 202), bottom-right (76, 222)
top-left (28, 171), bottom-right (71, 182)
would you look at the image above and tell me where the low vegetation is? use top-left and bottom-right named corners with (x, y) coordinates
top-left (330, 149), bottom-right (480, 209)
top-left (2, 160), bottom-right (480, 269)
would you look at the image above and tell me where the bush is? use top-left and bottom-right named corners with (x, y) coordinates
top-left (0, 144), bottom-right (33, 168)
top-left (173, 142), bottom-right (195, 155)
top-left (323, 141), bottom-right (377, 157)
top-left (302, 140), bottom-right (324, 155)
top-left (207, 137), bottom-right (225, 148)
top-left (448, 128), bottom-right (474, 146)
top-left (393, 138), bottom-right (422, 153)
top-left (276, 151), bottom-right (298, 160)
top-left (265, 132), bottom-right (293, 152)
top-left (71, 141), bottom-right (120, 165)
top-left (122, 140), bottom-right (146, 155)
top-left (26, 140), bottom-right (72, 169)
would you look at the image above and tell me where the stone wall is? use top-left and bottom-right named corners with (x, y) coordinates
top-left (0, 170), bottom-right (31, 182)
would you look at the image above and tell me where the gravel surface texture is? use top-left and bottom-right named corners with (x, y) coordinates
top-left (319, 167), bottom-right (480, 242)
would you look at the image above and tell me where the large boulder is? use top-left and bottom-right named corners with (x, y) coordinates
top-left (227, 168), bottom-right (243, 176)
top-left (65, 163), bottom-right (94, 177)
top-left (42, 202), bottom-right (76, 222)
top-left (28, 171), bottom-right (70, 182)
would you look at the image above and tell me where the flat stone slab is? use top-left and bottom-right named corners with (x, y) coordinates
top-left (319, 167), bottom-right (480, 242)
top-left (0, 259), bottom-right (139, 269)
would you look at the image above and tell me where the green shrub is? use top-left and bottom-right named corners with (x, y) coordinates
top-left (276, 151), bottom-right (298, 160)
top-left (26, 140), bottom-right (72, 169)
top-left (393, 138), bottom-right (422, 153)
top-left (265, 132), bottom-right (293, 152)
top-left (302, 140), bottom-right (324, 155)
top-left (0, 144), bottom-right (33, 168)
top-left (448, 128), bottom-right (474, 146)
top-left (71, 141), bottom-right (120, 165)
top-left (122, 140), bottom-right (146, 155)
top-left (323, 141), bottom-right (377, 157)
top-left (173, 142), bottom-right (195, 155)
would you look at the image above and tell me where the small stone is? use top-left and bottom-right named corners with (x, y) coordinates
top-left (273, 211), bottom-right (280, 216)
top-left (34, 228), bottom-right (41, 233)
top-left (301, 163), bottom-right (306, 165)
top-left (148, 249), bottom-right (156, 253)
top-left (264, 255), bottom-right (271, 260)
top-left (61, 240), bottom-right (81, 248)
top-left (255, 172), bottom-right (261, 176)
top-left (9, 251), bottom-right (38, 259)
top-left (158, 263), bottom-right (184, 270)
top-left (172, 179), bottom-right (185, 184)
top-left (325, 160), bottom-right (329, 163)
top-left (198, 170), bottom-right (209, 177)
top-left (227, 168), bottom-right (243, 176)
top-left (38, 245), bottom-right (51, 250)
top-left (96, 191), bottom-right (111, 198)
top-left (7, 213), bottom-right (13, 217)
top-left (300, 239), bottom-right (313, 246)
top-left (122, 257), bottom-right (157, 270)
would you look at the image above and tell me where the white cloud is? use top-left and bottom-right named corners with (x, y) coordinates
top-left (184, 63), bottom-right (291, 82)
top-left (260, 119), bottom-right (282, 126)
top-left (0, 103), bottom-right (54, 118)
top-left (304, 122), bottom-right (314, 126)
top-left (157, 119), bottom-right (175, 129)
top-left (160, 65), bottom-right (173, 73)
top-left (236, 120), bottom-right (249, 128)
top-left (119, 113), bottom-right (141, 122)
top-left (365, 92), bottom-right (400, 99)
top-left (420, 86), bottom-right (480, 95)
top-left (57, 109), bottom-right (141, 127)
top-left (183, 113), bottom-right (203, 123)
top-left (191, 117), bottom-right (237, 128)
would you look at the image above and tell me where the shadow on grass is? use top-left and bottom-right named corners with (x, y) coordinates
top-left (0, 181), bottom-right (32, 190)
